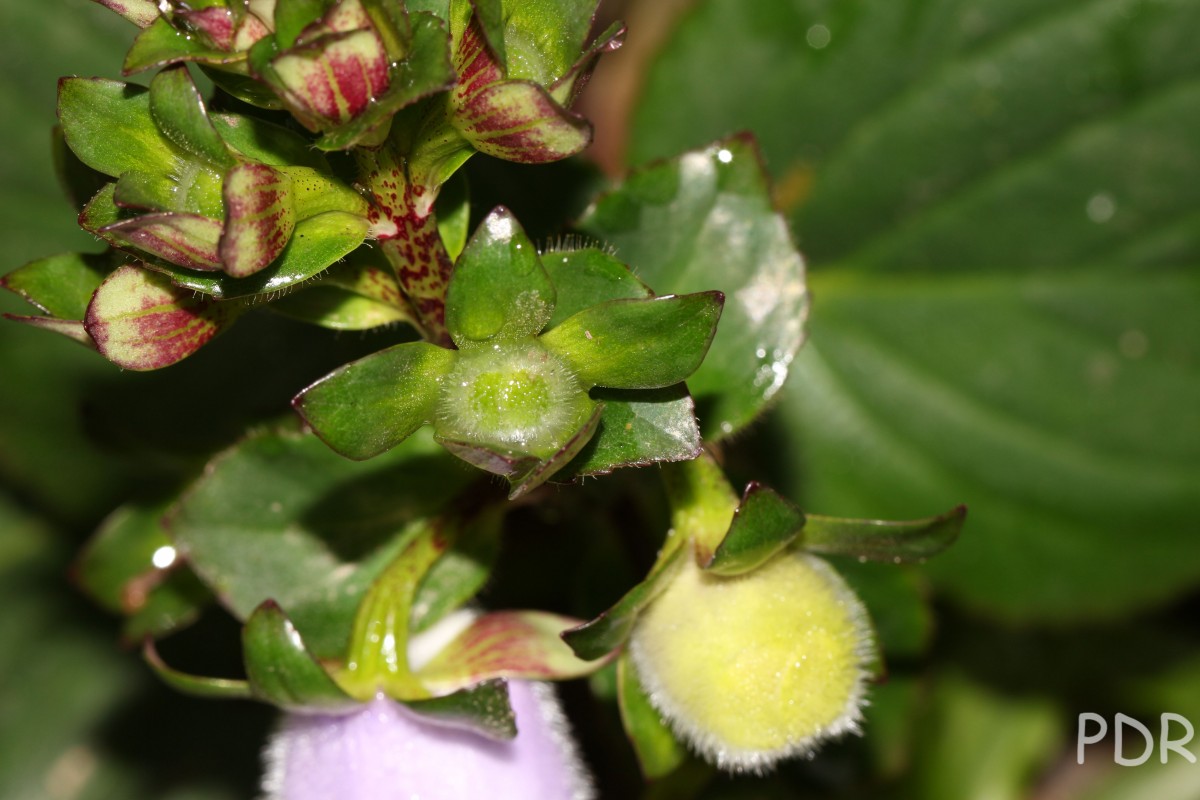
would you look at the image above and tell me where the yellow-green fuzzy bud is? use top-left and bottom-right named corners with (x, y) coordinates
top-left (629, 547), bottom-right (873, 772)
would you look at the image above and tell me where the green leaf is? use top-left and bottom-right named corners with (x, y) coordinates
top-left (168, 425), bottom-right (471, 659)
top-left (780, 269), bottom-right (1200, 620)
top-left (803, 505), bottom-right (966, 564)
top-left (243, 601), bottom-right (357, 711)
top-left (564, 385), bottom-right (700, 477)
top-left (121, 568), bottom-right (211, 643)
top-left (52, 125), bottom-right (110, 212)
top-left (294, 341), bottom-right (457, 460)
top-left (493, 0), bottom-right (598, 87)
top-left (211, 112), bottom-right (333, 169)
top-left (269, 285), bottom-right (411, 330)
top-left (561, 540), bottom-right (686, 661)
top-left (616, 652), bottom-right (686, 780)
top-left (417, 611), bottom-right (604, 692)
top-left (540, 291), bottom-right (723, 390)
top-left (1, 251), bottom-right (111, 319)
top-left (148, 66), bottom-right (235, 169)
top-left (74, 500), bottom-right (176, 615)
top-left (58, 77), bottom-right (174, 179)
top-left (402, 678), bottom-right (516, 741)
top-left (706, 482), bottom-right (805, 577)
top-left (578, 136), bottom-right (805, 437)
top-left (466, 0), bottom-right (506, 68)
top-left (85, 264), bottom-right (245, 370)
top-left (633, 0), bottom-right (1200, 621)
top-left (435, 169), bottom-right (470, 262)
top-left (445, 207), bottom-right (555, 346)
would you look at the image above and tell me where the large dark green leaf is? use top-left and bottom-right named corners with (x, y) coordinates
top-left (578, 136), bottom-right (807, 438)
top-left (633, 0), bottom-right (1200, 620)
top-left (168, 424), bottom-right (473, 659)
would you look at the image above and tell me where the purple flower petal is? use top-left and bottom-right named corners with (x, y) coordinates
top-left (262, 681), bottom-right (593, 800)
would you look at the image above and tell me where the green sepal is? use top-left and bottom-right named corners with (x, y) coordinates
top-left (201, 65), bottom-right (287, 109)
top-left (562, 385), bottom-right (701, 478)
top-left (561, 538), bottom-right (687, 661)
top-left (705, 482), bottom-right (806, 577)
top-left (85, 264), bottom-right (246, 370)
top-left (273, 0), bottom-right (330, 49)
top-left (0, 251), bottom-right (112, 320)
top-left (506, 401), bottom-right (602, 499)
top-left (616, 652), bottom-right (685, 779)
top-left (416, 611), bottom-right (607, 693)
top-left (802, 505), bottom-right (968, 563)
top-left (542, 247), bottom-right (653, 327)
top-left (121, 569), bottom-right (211, 644)
top-left (243, 600), bottom-right (359, 712)
top-left (337, 520), bottom-right (450, 700)
top-left (540, 291), bottom-right (724, 390)
top-left (149, 65), bottom-right (235, 169)
top-left (445, 207), bottom-right (555, 347)
top-left (143, 639), bottom-right (253, 700)
top-left (412, 506), bottom-right (503, 633)
top-left (402, 678), bottom-right (516, 741)
top-left (269, 286), bottom-right (411, 330)
top-left (294, 341), bottom-right (457, 460)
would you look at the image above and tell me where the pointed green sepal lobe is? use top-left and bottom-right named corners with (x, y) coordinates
top-left (58, 78), bottom-right (174, 179)
top-left (143, 640), bottom-right (253, 700)
top-left (616, 652), bottom-right (686, 779)
top-left (706, 482), bottom-right (806, 577)
top-left (149, 66), bottom-right (235, 168)
top-left (220, 163), bottom-right (296, 277)
top-left (402, 678), bottom-right (516, 741)
top-left (549, 19), bottom-right (624, 106)
top-left (1, 252), bottom-right (111, 319)
top-left (562, 540), bottom-right (687, 661)
top-left (541, 291), bottom-right (724, 390)
top-left (85, 264), bottom-right (243, 370)
top-left (563, 385), bottom-right (701, 478)
top-left (446, 208), bottom-right (555, 347)
top-left (542, 247), bottom-right (653, 327)
top-left (417, 611), bottom-right (607, 692)
top-left (436, 436), bottom-right (539, 479)
top-left (102, 213), bottom-right (225, 271)
top-left (243, 601), bottom-right (358, 711)
top-left (294, 341), bottom-right (457, 460)
top-left (507, 401), bottom-right (602, 498)
top-left (92, 0), bottom-right (158, 28)
top-left (802, 506), bottom-right (968, 563)
top-left (436, 170), bottom-right (471, 262)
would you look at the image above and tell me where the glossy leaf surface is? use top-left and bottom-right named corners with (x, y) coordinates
top-left (579, 136), bottom-right (806, 438)
top-left (706, 482), bottom-right (805, 577)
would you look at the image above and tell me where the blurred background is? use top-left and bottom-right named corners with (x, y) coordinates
top-left (1, 0), bottom-right (1198, 798)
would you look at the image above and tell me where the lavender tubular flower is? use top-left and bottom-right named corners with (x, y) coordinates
top-left (262, 681), bottom-right (593, 799)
